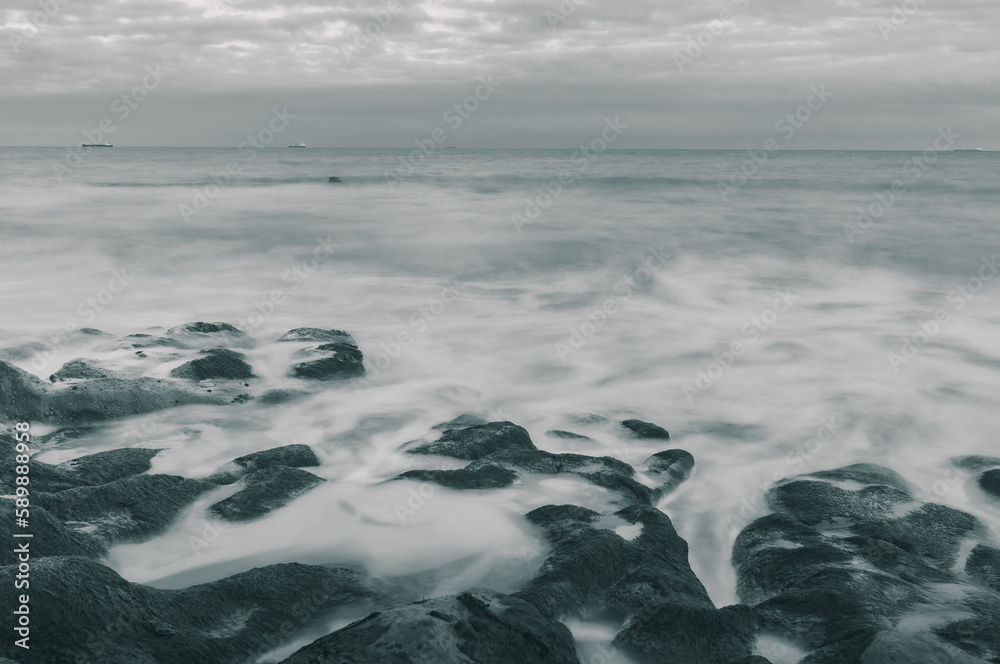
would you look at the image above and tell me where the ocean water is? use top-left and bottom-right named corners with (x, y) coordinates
top-left (2, 147), bottom-right (999, 662)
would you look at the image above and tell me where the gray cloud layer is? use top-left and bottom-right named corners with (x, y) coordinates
top-left (2, 0), bottom-right (998, 147)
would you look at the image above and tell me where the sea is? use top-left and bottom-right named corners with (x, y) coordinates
top-left (1, 147), bottom-right (999, 662)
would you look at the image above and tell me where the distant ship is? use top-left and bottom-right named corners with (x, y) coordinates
top-left (82, 143), bottom-right (112, 147)
top-left (289, 143), bottom-right (306, 148)
top-left (953, 148), bottom-right (983, 152)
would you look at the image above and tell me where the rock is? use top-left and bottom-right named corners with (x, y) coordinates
top-left (965, 544), bottom-right (1000, 592)
top-left (404, 421), bottom-right (535, 460)
top-left (289, 343), bottom-right (365, 380)
top-left (621, 419), bottom-right (670, 440)
top-left (546, 430), bottom-right (592, 440)
top-left (277, 328), bottom-right (357, 344)
top-left (0, 340), bottom-right (49, 361)
top-left (328, 176), bottom-right (342, 183)
top-left (0, 497), bottom-right (105, 558)
top-left (431, 413), bottom-right (489, 430)
top-left (397, 466), bottom-right (519, 490)
top-left (951, 455), bottom-right (1000, 472)
top-left (727, 658), bottom-right (773, 664)
top-left (279, 589), bottom-right (580, 664)
top-left (49, 358), bottom-right (109, 382)
top-left (169, 348), bottom-right (255, 381)
top-left (165, 322), bottom-right (256, 349)
top-left (733, 464), bottom-right (998, 663)
top-left (35, 474), bottom-right (215, 545)
top-left (208, 466), bottom-right (324, 522)
top-left (1, 359), bottom-right (225, 424)
top-left (979, 469), bottom-right (1000, 500)
top-left (56, 448), bottom-right (161, 486)
top-left (614, 603), bottom-right (756, 664)
top-left (209, 444), bottom-right (322, 484)
top-left (643, 449), bottom-right (695, 497)
top-left (516, 504), bottom-right (714, 618)
top-left (258, 388), bottom-right (307, 404)
top-left (0, 557), bottom-right (383, 664)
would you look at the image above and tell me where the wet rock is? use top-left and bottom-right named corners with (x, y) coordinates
top-left (965, 544), bottom-right (1000, 592)
top-left (951, 455), bottom-right (1000, 472)
top-left (259, 388), bottom-right (307, 404)
top-left (2, 359), bottom-right (225, 423)
top-left (621, 419), bottom-right (670, 440)
top-left (170, 348), bottom-right (255, 381)
top-left (57, 448), bottom-right (161, 486)
top-left (733, 464), bottom-right (997, 663)
top-left (49, 358), bottom-right (109, 382)
top-left (35, 474), bottom-right (215, 545)
top-left (118, 333), bottom-right (185, 349)
top-left (431, 413), bottom-right (489, 430)
top-left (979, 469), bottom-right (1000, 500)
top-left (0, 497), bottom-right (105, 558)
top-left (614, 603), bottom-right (756, 664)
top-left (0, 340), bottom-right (49, 361)
top-left (209, 444), bottom-right (321, 484)
top-left (727, 658), bottom-right (772, 664)
top-left (277, 328), bottom-right (357, 344)
top-left (643, 449), bottom-right (694, 497)
top-left (0, 557), bottom-right (383, 664)
top-left (546, 429), bottom-right (592, 440)
top-left (165, 321), bottom-right (256, 349)
top-left (289, 343), bottom-right (364, 380)
top-left (405, 421), bottom-right (535, 460)
top-left (208, 466), bottom-right (324, 522)
top-left (397, 466), bottom-right (519, 490)
top-left (859, 630), bottom-right (988, 664)
top-left (279, 589), bottom-right (580, 664)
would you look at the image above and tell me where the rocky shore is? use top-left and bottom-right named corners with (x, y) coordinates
top-left (2, 323), bottom-right (999, 663)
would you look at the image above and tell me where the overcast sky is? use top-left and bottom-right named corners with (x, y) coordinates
top-left (1, 0), bottom-right (997, 148)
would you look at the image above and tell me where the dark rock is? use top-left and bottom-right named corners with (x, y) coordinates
top-left (35, 474), bottom-right (215, 545)
top-left (0, 497), bottom-right (105, 559)
top-left (431, 413), bottom-right (489, 430)
top-left (859, 630), bottom-right (988, 664)
top-left (34, 426), bottom-right (95, 447)
top-left (259, 388), bottom-right (307, 404)
top-left (726, 658), bottom-right (772, 664)
top-left (289, 343), bottom-right (364, 381)
top-left (208, 466), bottom-right (324, 522)
top-left (765, 478), bottom-right (912, 527)
top-left (209, 444), bottom-right (322, 484)
top-left (277, 328), bottom-right (357, 344)
top-left (397, 466), bottom-right (518, 490)
top-left (516, 504), bottom-right (713, 618)
top-left (1, 360), bottom-right (225, 423)
top-left (49, 358), bottom-right (109, 382)
top-left (546, 430), bottom-right (592, 440)
top-left (328, 176), bottom-right (342, 183)
top-left (0, 340), bottom-right (49, 361)
top-left (951, 455), bottom-right (1000, 471)
top-left (614, 603), bottom-right (756, 664)
top-left (405, 421), bottom-right (535, 460)
top-left (170, 348), bottom-right (255, 381)
top-left (165, 322), bottom-right (256, 349)
top-left (979, 468), bottom-right (1000, 500)
top-left (0, 557), bottom-right (383, 664)
top-left (279, 589), bottom-right (579, 664)
top-left (804, 462), bottom-right (910, 493)
top-left (621, 419), bottom-right (670, 440)
top-left (643, 449), bottom-right (695, 497)
top-left (965, 544), bottom-right (1000, 592)
top-left (55, 447), bottom-right (161, 486)
top-left (119, 333), bottom-right (184, 348)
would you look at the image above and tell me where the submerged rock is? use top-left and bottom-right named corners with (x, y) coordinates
top-left (208, 466), bottom-right (324, 521)
top-left (643, 449), bottom-right (695, 497)
top-left (404, 421), bottom-right (535, 460)
top-left (279, 589), bottom-right (580, 664)
top-left (546, 429), bottom-right (592, 441)
top-left (0, 497), bottom-right (105, 559)
top-left (979, 468), bottom-right (1000, 500)
top-left (0, 557), bottom-right (383, 664)
top-left (165, 321), bottom-right (256, 349)
top-left (397, 465), bottom-right (519, 490)
top-left (277, 328), bottom-right (357, 344)
top-left (620, 419), bottom-right (671, 440)
top-left (169, 348), bottom-right (255, 381)
top-left (614, 603), bottom-right (756, 664)
top-left (53, 447), bottom-right (161, 486)
top-left (289, 342), bottom-right (364, 380)
top-left (431, 413), bottom-right (489, 430)
top-left (258, 388), bottom-right (307, 404)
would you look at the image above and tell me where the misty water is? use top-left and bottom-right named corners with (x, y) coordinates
top-left (2, 147), bottom-right (999, 662)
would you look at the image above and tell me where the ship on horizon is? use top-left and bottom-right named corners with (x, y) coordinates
top-left (289, 143), bottom-right (306, 148)
top-left (82, 142), bottom-right (112, 147)
top-left (953, 147), bottom-right (984, 151)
